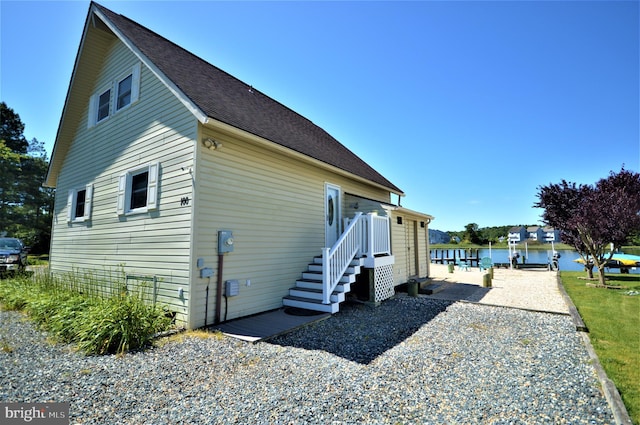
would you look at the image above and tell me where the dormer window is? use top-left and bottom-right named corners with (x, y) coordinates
top-left (88, 62), bottom-right (140, 128)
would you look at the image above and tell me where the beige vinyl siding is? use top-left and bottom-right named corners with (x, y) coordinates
top-left (405, 215), bottom-right (429, 278)
top-left (343, 193), bottom-right (392, 218)
top-left (47, 23), bottom-right (116, 185)
top-left (50, 37), bottom-right (196, 324)
top-left (418, 220), bottom-right (430, 278)
top-left (389, 209), bottom-right (431, 285)
top-left (190, 126), bottom-right (392, 328)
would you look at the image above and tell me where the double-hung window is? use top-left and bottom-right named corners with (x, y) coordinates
top-left (115, 63), bottom-right (140, 111)
top-left (117, 162), bottom-right (159, 215)
top-left (88, 63), bottom-right (140, 128)
top-left (130, 171), bottom-right (149, 209)
top-left (97, 89), bottom-right (111, 122)
top-left (117, 74), bottom-right (133, 110)
top-left (67, 184), bottom-right (93, 222)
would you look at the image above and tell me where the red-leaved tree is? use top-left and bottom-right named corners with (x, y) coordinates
top-left (535, 167), bottom-right (640, 285)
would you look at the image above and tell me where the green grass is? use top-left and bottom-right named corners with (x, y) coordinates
top-left (560, 271), bottom-right (640, 424)
top-left (27, 254), bottom-right (49, 266)
top-left (0, 270), bottom-right (171, 355)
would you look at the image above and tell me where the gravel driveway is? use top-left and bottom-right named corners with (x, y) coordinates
top-left (1, 285), bottom-right (613, 424)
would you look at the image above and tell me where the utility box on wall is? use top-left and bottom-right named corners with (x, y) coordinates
top-left (225, 280), bottom-right (240, 297)
top-left (218, 230), bottom-right (234, 253)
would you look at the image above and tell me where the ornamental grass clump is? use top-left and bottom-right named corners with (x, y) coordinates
top-left (0, 278), bottom-right (31, 311)
top-left (0, 269), bottom-right (171, 355)
top-left (74, 292), bottom-right (171, 355)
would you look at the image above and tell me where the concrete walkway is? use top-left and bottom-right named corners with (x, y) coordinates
top-left (424, 263), bottom-right (569, 314)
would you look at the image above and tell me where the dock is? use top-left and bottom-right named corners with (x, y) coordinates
top-left (430, 249), bottom-right (480, 267)
top-left (493, 262), bottom-right (551, 270)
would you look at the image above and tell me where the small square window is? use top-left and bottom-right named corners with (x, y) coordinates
top-left (117, 163), bottom-right (159, 215)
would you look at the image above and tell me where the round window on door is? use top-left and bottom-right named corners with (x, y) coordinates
top-left (327, 195), bottom-right (334, 225)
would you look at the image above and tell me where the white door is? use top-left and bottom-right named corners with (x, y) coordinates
top-left (325, 184), bottom-right (341, 247)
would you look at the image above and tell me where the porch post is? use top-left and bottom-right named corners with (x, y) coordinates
top-left (385, 215), bottom-right (391, 255)
top-left (366, 213), bottom-right (375, 258)
top-left (322, 247), bottom-right (330, 304)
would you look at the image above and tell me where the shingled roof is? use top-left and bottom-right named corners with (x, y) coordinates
top-left (92, 3), bottom-right (402, 194)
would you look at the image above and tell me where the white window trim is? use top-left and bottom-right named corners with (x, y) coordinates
top-left (67, 184), bottom-right (93, 223)
top-left (117, 162), bottom-right (159, 216)
top-left (88, 62), bottom-right (141, 128)
top-left (116, 63), bottom-right (141, 112)
top-left (88, 84), bottom-right (112, 128)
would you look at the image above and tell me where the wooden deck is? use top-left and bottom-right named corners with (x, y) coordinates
top-left (210, 308), bottom-right (331, 342)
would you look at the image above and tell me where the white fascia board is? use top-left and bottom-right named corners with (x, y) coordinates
top-left (392, 206), bottom-right (434, 221)
top-left (92, 7), bottom-right (209, 125)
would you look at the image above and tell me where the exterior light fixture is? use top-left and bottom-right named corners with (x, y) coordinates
top-left (202, 138), bottom-right (222, 150)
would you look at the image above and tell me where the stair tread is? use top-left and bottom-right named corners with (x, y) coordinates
top-left (284, 252), bottom-right (364, 315)
top-left (283, 295), bottom-right (336, 304)
top-left (296, 279), bottom-right (350, 289)
top-left (291, 287), bottom-right (343, 295)
top-left (313, 256), bottom-right (364, 263)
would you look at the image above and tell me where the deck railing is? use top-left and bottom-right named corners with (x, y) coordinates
top-left (367, 214), bottom-right (392, 257)
top-left (322, 213), bottom-right (391, 304)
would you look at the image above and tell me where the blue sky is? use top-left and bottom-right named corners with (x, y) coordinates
top-left (2, 1), bottom-right (638, 232)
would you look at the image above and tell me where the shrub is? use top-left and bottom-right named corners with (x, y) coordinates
top-left (0, 270), bottom-right (171, 355)
top-left (74, 293), bottom-right (171, 355)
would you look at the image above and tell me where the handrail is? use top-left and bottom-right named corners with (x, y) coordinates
top-left (344, 213), bottom-right (391, 258)
top-left (322, 212), bottom-right (364, 304)
top-left (322, 212), bottom-right (392, 305)
top-left (368, 214), bottom-right (391, 256)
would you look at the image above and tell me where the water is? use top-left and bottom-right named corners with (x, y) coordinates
top-left (479, 248), bottom-right (579, 271)
top-left (433, 248), bottom-right (639, 274)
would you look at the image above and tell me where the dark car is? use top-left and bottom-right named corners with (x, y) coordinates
top-left (0, 237), bottom-right (29, 275)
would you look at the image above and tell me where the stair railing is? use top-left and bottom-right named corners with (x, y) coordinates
top-left (366, 214), bottom-right (391, 257)
top-left (322, 212), bottom-right (364, 304)
top-left (344, 213), bottom-right (391, 258)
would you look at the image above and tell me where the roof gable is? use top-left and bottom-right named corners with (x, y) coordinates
top-left (44, 5), bottom-right (119, 187)
top-left (81, 2), bottom-right (401, 194)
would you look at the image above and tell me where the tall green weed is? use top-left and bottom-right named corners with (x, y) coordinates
top-left (0, 269), bottom-right (171, 355)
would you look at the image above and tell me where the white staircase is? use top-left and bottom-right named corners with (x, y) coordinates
top-left (282, 212), bottom-right (392, 314)
top-left (283, 256), bottom-right (363, 313)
